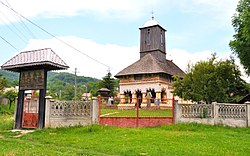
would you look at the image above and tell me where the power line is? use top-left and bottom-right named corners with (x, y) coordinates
top-left (74, 68), bottom-right (77, 101)
top-left (0, 0), bottom-right (111, 70)
top-left (0, 35), bottom-right (19, 51)
top-left (4, 0), bottom-right (39, 40)
top-left (0, 11), bottom-right (28, 44)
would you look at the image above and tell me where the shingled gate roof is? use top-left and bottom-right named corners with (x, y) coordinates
top-left (1, 48), bottom-right (69, 72)
top-left (115, 54), bottom-right (185, 78)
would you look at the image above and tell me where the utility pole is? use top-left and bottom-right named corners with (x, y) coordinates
top-left (74, 68), bottom-right (77, 101)
top-left (59, 90), bottom-right (61, 99)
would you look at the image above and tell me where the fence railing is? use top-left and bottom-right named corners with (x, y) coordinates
top-left (217, 103), bottom-right (246, 119)
top-left (175, 102), bottom-right (250, 127)
top-left (181, 104), bottom-right (213, 118)
top-left (50, 100), bottom-right (91, 117)
top-left (45, 97), bottom-right (98, 128)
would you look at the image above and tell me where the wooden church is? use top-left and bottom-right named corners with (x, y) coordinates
top-left (115, 17), bottom-right (185, 108)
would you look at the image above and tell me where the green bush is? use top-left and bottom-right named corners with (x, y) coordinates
top-left (0, 104), bottom-right (15, 115)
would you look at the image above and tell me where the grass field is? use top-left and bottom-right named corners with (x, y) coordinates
top-left (0, 113), bottom-right (250, 156)
top-left (101, 108), bottom-right (172, 117)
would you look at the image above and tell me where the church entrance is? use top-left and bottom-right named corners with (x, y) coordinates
top-left (146, 88), bottom-right (156, 103)
top-left (22, 90), bottom-right (39, 128)
top-left (135, 89), bottom-right (142, 108)
top-left (124, 90), bottom-right (132, 103)
top-left (161, 88), bottom-right (167, 104)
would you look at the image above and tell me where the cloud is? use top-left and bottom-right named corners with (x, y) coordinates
top-left (23, 36), bottom-right (138, 79)
top-left (177, 0), bottom-right (239, 15)
top-left (168, 49), bottom-right (213, 72)
top-left (22, 35), bottom-right (249, 83)
top-left (0, 0), bottom-right (239, 25)
top-left (162, 0), bottom-right (239, 28)
top-left (0, 0), bottom-right (164, 25)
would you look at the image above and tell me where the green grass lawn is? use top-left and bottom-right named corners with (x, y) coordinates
top-left (0, 114), bottom-right (250, 156)
top-left (101, 108), bottom-right (172, 117)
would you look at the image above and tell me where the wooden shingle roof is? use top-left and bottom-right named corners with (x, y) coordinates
top-left (1, 48), bottom-right (69, 72)
top-left (115, 54), bottom-right (184, 78)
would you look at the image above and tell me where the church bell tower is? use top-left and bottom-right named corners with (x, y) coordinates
top-left (139, 17), bottom-right (167, 62)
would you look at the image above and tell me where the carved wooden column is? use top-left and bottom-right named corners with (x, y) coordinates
top-left (37, 69), bottom-right (47, 129)
top-left (162, 92), bottom-right (167, 104)
top-left (132, 93), bottom-right (137, 104)
top-left (120, 94), bottom-right (126, 104)
top-left (142, 93), bottom-right (147, 104)
top-left (14, 90), bottom-right (24, 129)
top-left (156, 92), bottom-right (161, 99)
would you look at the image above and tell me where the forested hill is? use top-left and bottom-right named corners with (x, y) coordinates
top-left (0, 69), bottom-right (19, 82)
top-left (47, 72), bottom-right (99, 85)
top-left (0, 69), bottom-right (99, 86)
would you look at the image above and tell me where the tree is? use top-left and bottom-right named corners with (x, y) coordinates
top-left (229, 0), bottom-right (250, 74)
top-left (99, 71), bottom-right (118, 97)
top-left (4, 90), bottom-right (18, 109)
top-left (46, 72), bottom-right (99, 100)
top-left (0, 74), bottom-right (8, 92)
top-left (88, 81), bottom-right (100, 97)
top-left (47, 80), bottom-right (75, 100)
top-left (172, 54), bottom-right (250, 103)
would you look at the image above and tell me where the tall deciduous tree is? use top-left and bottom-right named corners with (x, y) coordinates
top-left (229, 0), bottom-right (250, 74)
top-left (172, 55), bottom-right (250, 103)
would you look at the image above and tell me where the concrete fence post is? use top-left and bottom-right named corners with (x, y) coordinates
top-left (245, 101), bottom-right (250, 127)
top-left (92, 97), bottom-right (99, 124)
top-left (174, 101), bottom-right (180, 124)
top-left (212, 102), bottom-right (217, 125)
top-left (44, 96), bottom-right (53, 128)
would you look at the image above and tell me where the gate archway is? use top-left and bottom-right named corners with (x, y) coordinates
top-left (1, 48), bottom-right (69, 129)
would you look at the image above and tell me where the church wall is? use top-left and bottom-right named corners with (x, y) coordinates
top-left (119, 73), bottom-right (172, 84)
top-left (120, 82), bottom-right (162, 93)
top-left (140, 50), bottom-right (166, 62)
top-left (120, 73), bottom-right (172, 90)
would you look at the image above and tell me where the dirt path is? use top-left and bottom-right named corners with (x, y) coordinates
top-left (100, 112), bottom-right (119, 117)
top-left (10, 129), bottom-right (35, 138)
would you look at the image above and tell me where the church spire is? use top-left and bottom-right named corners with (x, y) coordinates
top-left (139, 15), bottom-right (167, 62)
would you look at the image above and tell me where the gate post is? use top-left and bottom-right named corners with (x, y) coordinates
top-left (245, 101), bottom-right (250, 127)
top-left (14, 90), bottom-right (24, 129)
top-left (44, 96), bottom-right (53, 128)
top-left (174, 100), bottom-right (180, 124)
top-left (136, 97), bottom-right (139, 127)
top-left (172, 96), bottom-right (175, 123)
top-left (92, 97), bottom-right (99, 124)
top-left (98, 95), bottom-right (101, 124)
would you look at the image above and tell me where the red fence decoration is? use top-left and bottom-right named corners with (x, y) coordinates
top-left (98, 96), bottom-right (175, 127)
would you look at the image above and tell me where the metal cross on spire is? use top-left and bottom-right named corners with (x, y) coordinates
top-left (151, 10), bottom-right (154, 20)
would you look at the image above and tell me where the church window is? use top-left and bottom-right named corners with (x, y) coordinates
top-left (160, 30), bottom-right (163, 46)
top-left (134, 74), bottom-right (142, 80)
top-left (146, 29), bottom-right (151, 45)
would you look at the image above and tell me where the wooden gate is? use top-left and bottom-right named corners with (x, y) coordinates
top-left (22, 96), bottom-right (39, 128)
top-left (98, 96), bottom-right (175, 127)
